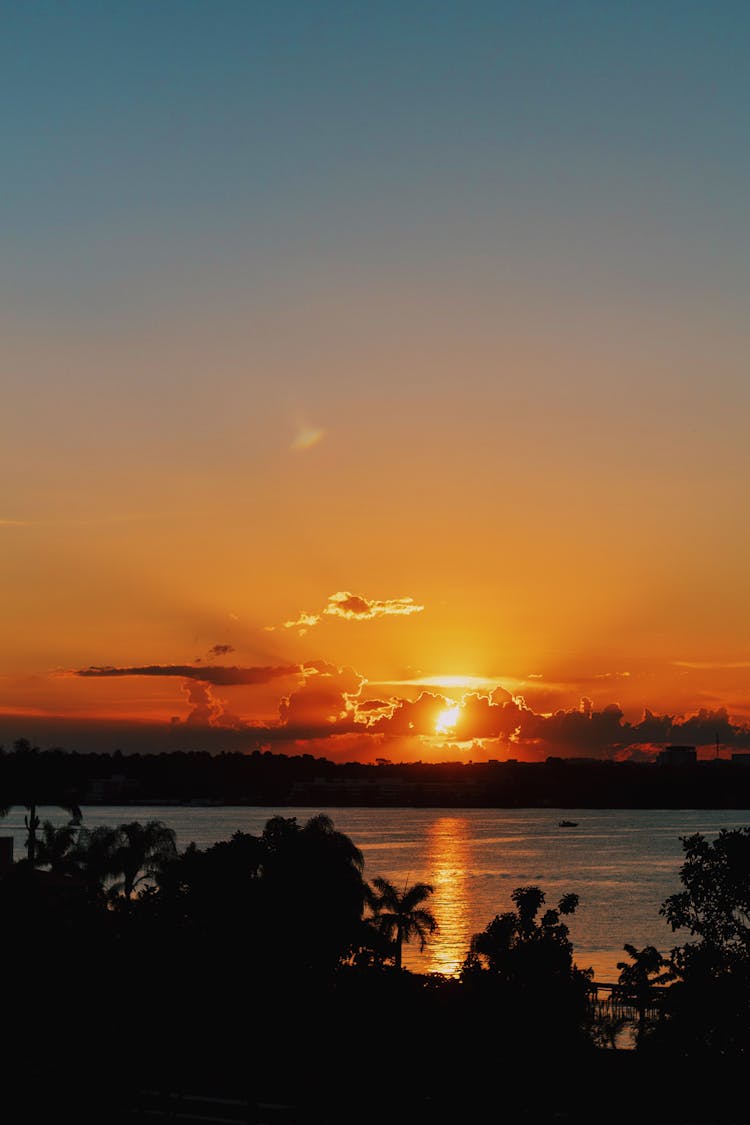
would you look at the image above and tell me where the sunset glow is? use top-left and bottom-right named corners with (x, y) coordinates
top-left (435, 707), bottom-right (461, 737)
top-left (2, 4), bottom-right (749, 765)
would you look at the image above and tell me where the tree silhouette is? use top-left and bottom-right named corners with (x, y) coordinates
top-left (59, 819), bottom-right (177, 899)
top-left (71, 824), bottom-right (122, 891)
top-left (615, 943), bottom-right (670, 1046)
top-left (259, 814), bottom-right (368, 972)
top-left (34, 820), bottom-right (81, 876)
top-left (461, 885), bottom-right (592, 1054)
top-left (135, 813), bottom-right (370, 978)
top-left (107, 820), bottom-right (178, 899)
top-left (346, 914), bottom-right (393, 969)
top-left (0, 739), bottom-right (81, 864)
top-left (464, 886), bottom-right (584, 980)
top-left (655, 828), bottom-right (750, 1060)
top-left (368, 877), bottom-right (437, 970)
top-left (660, 828), bottom-right (750, 955)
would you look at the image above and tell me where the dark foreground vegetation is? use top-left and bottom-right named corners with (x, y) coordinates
top-left (3, 741), bottom-right (750, 807)
top-left (3, 767), bottom-right (750, 1123)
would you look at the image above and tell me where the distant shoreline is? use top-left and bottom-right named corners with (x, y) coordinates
top-left (3, 748), bottom-right (750, 810)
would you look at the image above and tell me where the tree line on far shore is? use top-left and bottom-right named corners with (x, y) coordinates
top-left (2, 736), bottom-right (750, 807)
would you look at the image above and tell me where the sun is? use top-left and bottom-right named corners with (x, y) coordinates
top-left (435, 705), bottom-right (460, 736)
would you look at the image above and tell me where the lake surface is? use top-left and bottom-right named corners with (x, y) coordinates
top-left (4, 805), bottom-right (748, 980)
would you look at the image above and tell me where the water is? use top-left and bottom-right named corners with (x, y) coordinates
top-left (4, 805), bottom-right (748, 980)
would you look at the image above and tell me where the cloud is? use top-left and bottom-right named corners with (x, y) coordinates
top-left (279, 662), bottom-right (365, 729)
top-left (369, 692), bottom-right (454, 737)
top-left (72, 657), bottom-right (750, 761)
top-left (77, 660), bottom-right (313, 733)
top-left (356, 687), bottom-right (750, 760)
top-left (181, 681), bottom-right (226, 727)
top-left (448, 689), bottom-right (525, 741)
top-left (364, 687), bottom-right (522, 742)
top-left (268, 591), bottom-right (424, 634)
top-left (267, 611), bottom-right (321, 636)
top-left (323, 591), bottom-right (424, 620)
top-left (658, 706), bottom-right (744, 749)
top-left (76, 663), bottom-right (299, 686)
top-left (466, 699), bottom-right (750, 760)
top-left (356, 698), bottom-right (391, 713)
top-left (208, 644), bottom-right (234, 658)
top-left (176, 680), bottom-right (247, 730)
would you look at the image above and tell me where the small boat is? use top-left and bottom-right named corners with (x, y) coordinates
top-left (558, 819), bottom-right (578, 828)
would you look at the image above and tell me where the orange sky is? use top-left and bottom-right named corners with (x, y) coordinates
top-left (3, 5), bottom-right (750, 761)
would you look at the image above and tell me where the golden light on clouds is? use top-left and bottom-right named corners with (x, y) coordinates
top-left (268, 591), bottom-right (425, 634)
top-left (398, 674), bottom-right (498, 691)
top-left (435, 704), bottom-right (460, 736)
top-left (324, 592), bottom-right (424, 621)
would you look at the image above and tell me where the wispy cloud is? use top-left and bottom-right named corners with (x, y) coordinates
top-left (265, 611), bottom-right (321, 636)
top-left (372, 673), bottom-right (526, 694)
top-left (291, 424), bottom-right (325, 451)
top-left (675, 660), bottom-right (750, 670)
top-left (76, 663), bottom-right (299, 686)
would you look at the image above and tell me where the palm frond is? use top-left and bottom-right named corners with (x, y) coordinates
top-left (401, 882), bottom-right (435, 912)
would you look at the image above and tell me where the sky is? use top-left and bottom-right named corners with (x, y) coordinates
top-left (3, 1), bottom-right (750, 762)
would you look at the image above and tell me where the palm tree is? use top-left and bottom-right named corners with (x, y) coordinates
top-left (69, 824), bottom-right (122, 891)
top-left (107, 820), bottom-right (178, 899)
top-left (34, 820), bottom-right (81, 876)
top-left (62, 820), bottom-right (177, 898)
top-left (0, 739), bottom-right (81, 864)
top-left (368, 876), bottom-right (437, 970)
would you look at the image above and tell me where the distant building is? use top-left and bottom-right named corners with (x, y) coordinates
top-left (657, 745), bottom-right (697, 766)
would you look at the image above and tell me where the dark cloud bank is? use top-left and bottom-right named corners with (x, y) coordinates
top-left (69, 663), bottom-right (750, 761)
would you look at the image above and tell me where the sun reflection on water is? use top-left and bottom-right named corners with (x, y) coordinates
top-left (422, 816), bottom-right (473, 976)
